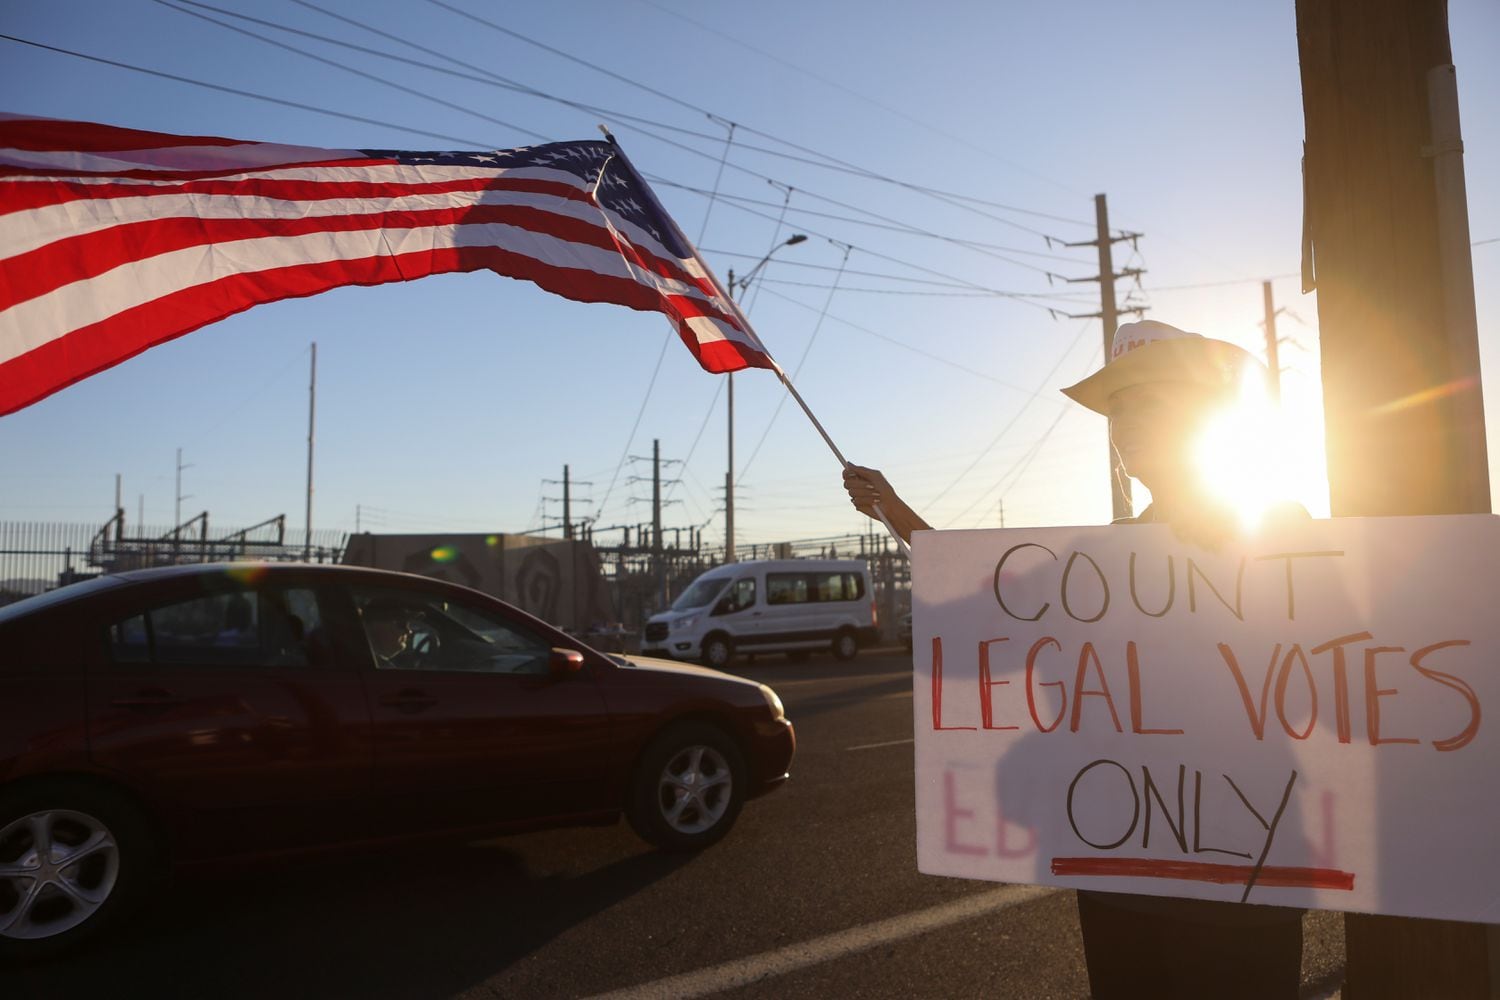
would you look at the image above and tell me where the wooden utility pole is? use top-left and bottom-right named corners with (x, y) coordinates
top-left (1262, 281), bottom-right (1283, 402)
top-left (1063, 195), bottom-right (1144, 522)
top-left (1297, 0), bottom-right (1492, 995)
top-left (652, 439), bottom-right (664, 606)
top-left (304, 342), bottom-right (316, 562)
top-left (1298, 0), bottom-right (1489, 519)
top-left (725, 269), bottom-right (737, 565)
top-left (1095, 196), bottom-right (1129, 522)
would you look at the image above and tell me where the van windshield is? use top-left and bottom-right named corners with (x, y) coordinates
top-left (671, 576), bottom-right (731, 611)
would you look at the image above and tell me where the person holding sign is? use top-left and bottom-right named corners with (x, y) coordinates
top-left (844, 320), bottom-right (1308, 998)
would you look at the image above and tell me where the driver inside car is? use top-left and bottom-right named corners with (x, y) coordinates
top-left (360, 597), bottom-right (425, 670)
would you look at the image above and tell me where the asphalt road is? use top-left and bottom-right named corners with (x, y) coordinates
top-left (3, 649), bottom-right (1345, 999)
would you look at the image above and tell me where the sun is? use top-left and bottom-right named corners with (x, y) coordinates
top-left (1191, 369), bottom-right (1319, 530)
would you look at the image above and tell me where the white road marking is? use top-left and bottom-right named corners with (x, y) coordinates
top-left (582, 884), bottom-right (1055, 1000)
top-left (845, 738), bottom-right (915, 751)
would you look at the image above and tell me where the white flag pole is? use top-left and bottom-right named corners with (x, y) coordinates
top-left (598, 129), bottom-right (912, 560)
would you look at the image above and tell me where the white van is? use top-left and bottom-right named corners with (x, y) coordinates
top-left (641, 559), bottom-right (877, 667)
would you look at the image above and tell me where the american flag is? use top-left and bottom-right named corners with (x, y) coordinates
top-left (0, 113), bottom-right (775, 415)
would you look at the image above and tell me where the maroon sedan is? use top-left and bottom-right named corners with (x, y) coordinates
top-left (0, 563), bottom-right (794, 960)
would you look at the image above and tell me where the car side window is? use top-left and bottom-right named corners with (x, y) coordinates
top-left (715, 578), bottom-right (756, 614)
top-left (268, 587), bottom-right (329, 666)
top-left (354, 587), bottom-right (554, 675)
top-left (108, 587), bottom-right (325, 668)
top-left (110, 615), bottom-right (152, 663)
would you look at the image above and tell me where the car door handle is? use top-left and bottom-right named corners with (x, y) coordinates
top-left (378, 690), bottom-right (438, 713)
top-left (110, 689), bottom-right (185, 710)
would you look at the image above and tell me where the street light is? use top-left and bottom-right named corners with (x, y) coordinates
top-left (723, 234), bottom-right (806, 563)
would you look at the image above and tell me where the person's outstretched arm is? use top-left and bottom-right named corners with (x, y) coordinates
top-left (842, 464), bottom-right (932, 543)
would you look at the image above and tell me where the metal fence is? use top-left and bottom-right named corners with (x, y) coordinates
top-left (0, 518), bottom-right (348, 605)
top-left (1, 516), bottom-right (911, 640)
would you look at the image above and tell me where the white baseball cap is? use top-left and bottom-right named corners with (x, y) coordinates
top-left (1061, 320), bottom-right (1265, 415)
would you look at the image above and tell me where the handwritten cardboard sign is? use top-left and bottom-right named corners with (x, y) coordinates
top-left (911, 515), bottom-right (1498, 921)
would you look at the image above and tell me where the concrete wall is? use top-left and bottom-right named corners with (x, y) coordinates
top-left (341, 532), bottom-right (616, 633)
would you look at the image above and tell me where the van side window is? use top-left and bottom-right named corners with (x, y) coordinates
top-left (766, 573), bottom-right (807, 605)
top-left (837, 572), bottom-right (866, 601)
top-left (767, 571), bottom-right (864, 604)
top-left (719, 578), bottom-right (756, 613)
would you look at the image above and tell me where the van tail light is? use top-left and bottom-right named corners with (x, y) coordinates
top-left (871, 599), bottom-right (878, 628)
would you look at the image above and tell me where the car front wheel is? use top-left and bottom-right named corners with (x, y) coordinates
top-left (0, 783), bottom-right (155, 962)
top-left (701, 635), bottom-right (734, 669)
top-left (626, 722), bottom-right (746, 851)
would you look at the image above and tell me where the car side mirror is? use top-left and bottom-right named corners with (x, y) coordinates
top-left (713, 597), bottom-right (734, 616)
top-left (549, 647), bottom-right (585, 679)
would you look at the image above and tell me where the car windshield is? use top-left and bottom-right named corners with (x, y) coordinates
top-left (670, 576), bottom-right (731, 611)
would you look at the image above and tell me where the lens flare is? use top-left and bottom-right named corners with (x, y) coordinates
top-left (430, 545), bottom-right (456, 563)
top-left (225, 564), bottom-right (268, 584)
top-left (1370, 376), bottom-right (1479, 416)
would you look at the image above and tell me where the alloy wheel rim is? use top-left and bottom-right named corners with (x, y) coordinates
top-left (0, 809), bottom-right (120, 940)
top-left (656, 745), bottom-right (732, 834)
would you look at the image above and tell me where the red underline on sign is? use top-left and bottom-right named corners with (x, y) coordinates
top-left (1050, 857), bottom-right (1356, 891)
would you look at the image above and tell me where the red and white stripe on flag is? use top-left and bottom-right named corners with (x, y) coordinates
top-left (0, 113), bottom-right (774, 415)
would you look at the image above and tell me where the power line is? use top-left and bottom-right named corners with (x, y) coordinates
top-left (181, 344), bottom-right (311, 448)
top-left (423, 0), bottom-right (1092, 233)
top-left (690, 183), bottom-right (1072, 301)
top-left (5, 32), bottom-right (1077, 310)
top-left (0, 33), bottom-right (512, 146)
top-left (151, 0), bottom-right (1088, 282)
top-left (1, 36), bottom-right (1067, 332)
top-left (1, 31), bottom-right (1088, 365)
top-left (591, 333), bottom-right (677, 528)
top-left (694, 119), bottom-right (736, 244)
top-left (760, 279), bottom-right (1094, 299)
top-left (960, 406), bottom-right (1073, 528)
top-left (944, 345), bottom-right (1102, 528)
top-left (626, 0), bottom-right (1092, 208)
top-left (1144, 272), bottom-right (1300, 292)
top-left (738, 241), bottom-right (853, 482)
top-left (740, 182), bottom-right (797, 315)
top-left (923, 317), bottom-right (1096, 509)
top-left (18, 7), bottom-right (1093, 286)
top-left (616, 127), bottom-right (1067, 278)
top-left (757, 284), bottom-right (1066, 394)
top-left (659, 179), bottom-right (1075, 300)
top-left (280, 0), bottom-right (1093, 234)
top-left (154, 0), bottom-right (546, 143)
top-left (662, 182), bottom-right (1090, 263)
top-left (699, 247), bottom-right (1096, 297)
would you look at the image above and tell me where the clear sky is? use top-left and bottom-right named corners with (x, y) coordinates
top-left (2, 0), bottom-right (1498, 550)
